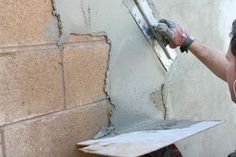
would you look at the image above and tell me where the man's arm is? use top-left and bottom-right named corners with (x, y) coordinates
top-left (189, 41), bottom-right (228, 81)
top-left (155, 19), bottom-right (229, 81)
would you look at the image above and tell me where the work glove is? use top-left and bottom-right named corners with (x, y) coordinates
top-left (153, 19), bottom-right (193, 52)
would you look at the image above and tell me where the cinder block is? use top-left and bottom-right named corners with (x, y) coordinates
top-left (0, 48), bottom-right (64, 126)
top-left (63, 41), bottom-right (110, 108)
top-left (79, 151), bottom-right (105, 157)
top-left (64, 34), bottom-right (106, 43)
top-left (0, 0), bottom-right (58, 47)
top-left (4, 100), bottom-right (111, 157)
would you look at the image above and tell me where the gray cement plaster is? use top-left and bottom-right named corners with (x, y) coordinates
top-left (53, 0), bottom-right (168, 132)
top-left (157, 0), bottom-right (236, 156)
top-left (53, 0), bottom-right (236, 156)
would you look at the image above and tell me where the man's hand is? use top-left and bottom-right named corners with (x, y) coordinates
top-left (154, 19), bottom-right (228, 81)
top-left (154, 19), bottom-right (193, 52)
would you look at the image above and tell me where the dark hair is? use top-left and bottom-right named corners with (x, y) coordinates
top-left (230, 20), bottom-right (236, 56)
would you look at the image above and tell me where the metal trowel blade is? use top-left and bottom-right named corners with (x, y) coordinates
top-left (124, 0), bottom-right (177, 71)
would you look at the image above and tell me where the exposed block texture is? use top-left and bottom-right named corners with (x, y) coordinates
top-left (0, 0), bottom-right (58, 47)
top-left (0, 48), bottom-right (64, 126)
top-left (64, 41), bottom-right (110, 108)
top-left (4, 101), bottom-right (110, 157)
top-left (64, 34), bottom-right (106, 43)
top-left (79, 152), bottom-right (105, 157)
top-left (150, 90), bottom-right (166, 119)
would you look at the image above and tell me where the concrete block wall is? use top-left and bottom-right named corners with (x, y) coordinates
top-left (0, 0), bottom-right (111, 157)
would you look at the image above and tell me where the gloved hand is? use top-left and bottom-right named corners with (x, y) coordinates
top-left (154, 19), bottom-right (193, 52)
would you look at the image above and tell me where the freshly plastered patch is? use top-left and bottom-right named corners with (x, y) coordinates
top-left (52, 0), bottom-right (181, 134)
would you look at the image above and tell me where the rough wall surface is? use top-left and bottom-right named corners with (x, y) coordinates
top-left (0, 0), bottom-right (58, 47)
top-left (0, 48), bottom-right (64, 125)
top-left (63, 40), bottom-right (109, 109)
top-left (53, 0), bottom-right (236, 156)
top-left (157, 0), bottom-right (236, 156)
top-left (1, 0), bottom-right (236, 156)
top-left (4, 101), bottom-right (109, 157)
top-left (0, 0), bottom-right (111, 156)
top-left (53, 0), bottom-right (166, 132)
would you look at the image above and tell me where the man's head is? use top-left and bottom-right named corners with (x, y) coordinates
top-left (226, 20), bottom-right (236, 102)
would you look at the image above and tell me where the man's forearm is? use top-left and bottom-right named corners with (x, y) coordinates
top-left (155, 19), bottom-right (229, 81)
top-left (188, 41), bottom-right (228, 81)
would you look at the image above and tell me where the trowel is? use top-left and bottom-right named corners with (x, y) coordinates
top-left (124, 0), bottom-right (177, 71)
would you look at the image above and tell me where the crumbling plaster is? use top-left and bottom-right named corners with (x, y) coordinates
top-left (52, 0), bottom-right (236, 156)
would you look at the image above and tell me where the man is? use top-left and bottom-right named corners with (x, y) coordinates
top-left (155, 19), bottom-right (236, 103)
top-left (154, 19), bottom-right (236, 157)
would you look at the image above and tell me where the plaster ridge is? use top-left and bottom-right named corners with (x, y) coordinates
top-left (160, 84), bottom-right (167, 120)
top-left (102, 35), bottom-right (117, 137)
top-left (51, 0), bottom-right (64, 45)
top-left (150, 84), bottom-right (168, 120)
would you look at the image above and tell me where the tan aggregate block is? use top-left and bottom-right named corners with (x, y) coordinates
top-left (4, 101), bottom-right (110, 157)
top-left (0, 0), bottom-right (58, 47)
top-left (64, 34), bottom-right (106, 43)
top-left (64, 42), bottom-right (110, 108)
top-left (79, 151), bottom-right (105, 157)
top-left (0, 48), bottom-right (64, 125)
